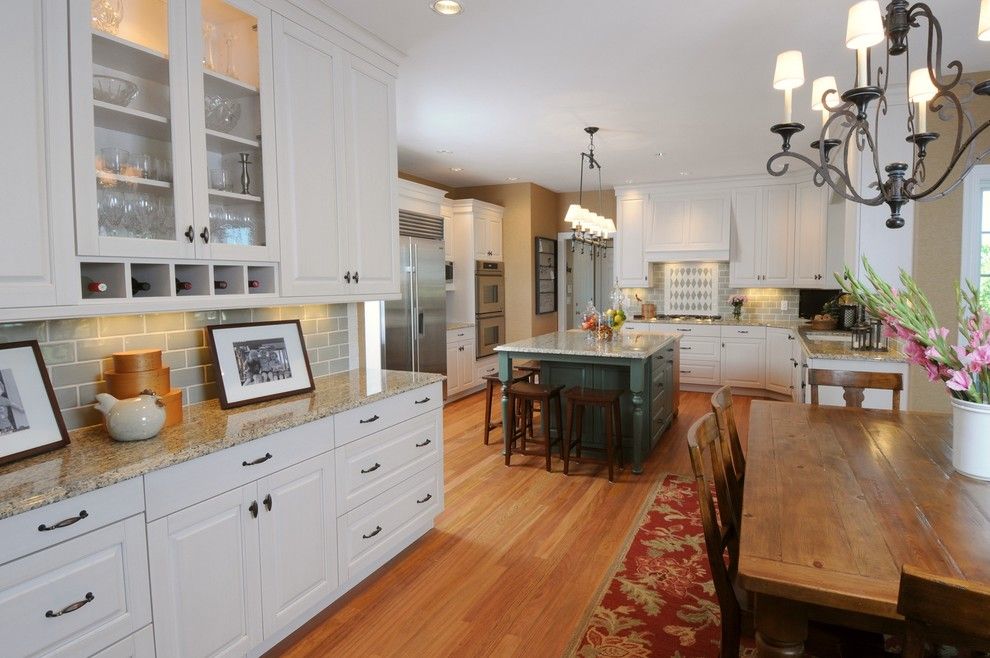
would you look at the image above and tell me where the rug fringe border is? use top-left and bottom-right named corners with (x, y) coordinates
top-left (561, 471), bottom-right (690, 657)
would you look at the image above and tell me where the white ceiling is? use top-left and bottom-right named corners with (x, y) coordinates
top-left (322, 0), bottom-right (990, 191)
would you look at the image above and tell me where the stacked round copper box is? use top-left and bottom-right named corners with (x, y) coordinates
top-left (106, 349), bottom-right (182, 426)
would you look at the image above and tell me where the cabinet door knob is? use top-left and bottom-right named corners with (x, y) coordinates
top-left (353, 271), bottom-right (359, 284)
top-left (200, 226), bottom-right (210, 243)
top-left (249, 501), bottom-right (259, 518)
top-left (45, 592), bottom-right (94, 618)
top-left (263, 494), bottom-right (272, 511)
top-left (38, 510), bottom-right (88, 532)
top-left (344, 271), bottom-right (351, 283)
top-left (184, 225), bottom-right (195, 242)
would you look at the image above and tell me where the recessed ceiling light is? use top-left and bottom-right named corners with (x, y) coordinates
top-left (655, 152), bottom-right (664, 158)
top-left (430, 0), bottom-right (463, 15)
top-left (506, 177), bottom-right (519, 182)
top-left (450, 167), bottom-right (463, 172)
top-left (436, 148), bottom-right (453, 154)
top-left (624, 179), bottom-right (634, 184)
top-left (679, 171), bottom-right (691, 176)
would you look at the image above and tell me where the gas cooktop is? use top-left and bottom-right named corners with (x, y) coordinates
top-left (655, 314), bottom-right (723, 321)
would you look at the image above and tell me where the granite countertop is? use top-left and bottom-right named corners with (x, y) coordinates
top-left (495, 330), bottom-right (678, 359)
top-left (0, 368), bottom-right (445, 521)
top-left (447, 321), bottom-right (475, 331)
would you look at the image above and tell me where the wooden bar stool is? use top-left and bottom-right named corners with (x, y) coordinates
top-left (505, 381), bottom-right (564, 471)
top-left (482, 370), bottom-right (531, 445)
top-left (562, 387), bottom-right (624, 482)
top-left (516, 361), bottom-right (541, 383)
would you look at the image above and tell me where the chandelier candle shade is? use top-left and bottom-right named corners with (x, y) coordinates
top-left (565, 127), bottom-right (616, 259)
top-left (767, 0), bottom-right (990, 229)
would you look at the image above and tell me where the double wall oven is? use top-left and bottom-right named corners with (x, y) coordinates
top-left (475, 260), bottom-right (505, 358)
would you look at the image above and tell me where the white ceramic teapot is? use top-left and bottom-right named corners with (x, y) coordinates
top-left (94, 389), bottom-right (166, 442)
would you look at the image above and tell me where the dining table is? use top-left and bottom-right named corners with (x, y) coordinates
top-left (738, 400), bottom-right (990, 657)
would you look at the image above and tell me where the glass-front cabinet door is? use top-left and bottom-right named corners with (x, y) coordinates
top-left (70, 0), bottom-right (195, 258)
top-left (186, 0), bottom-right (278, 261)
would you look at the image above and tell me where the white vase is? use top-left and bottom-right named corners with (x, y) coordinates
top-left (950, 397), bottom-right (990, 481)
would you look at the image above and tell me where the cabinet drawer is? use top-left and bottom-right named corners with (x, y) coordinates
top-left (336, 410), bottom-right (442, 514)
top-left (446, 328), bottom-right (472, 345)
top-left (678, 360), bottom-right (721, 385)
top-left (0, 478), bottom-right (144, 566)
top-left (677, 337), bottom-right (719, 360)
top-left (335, 383), bottom-right (442, 447)
top-left (0, 515), bottom-right (151, 658)
top-left (656, 323), bottom-right (721, 337)
top-left (92, 624), bottom-right (154, 658)
top-left (338, 464), bottom-right (442, 581)
top-left (144, 418), bottom-right (333, 521)
top-left (623, 322), bottom-right (654, 333)
top-left (721, 325), bottom-right (766, 339)
top-left (475, 357), bottom-right (498, 380)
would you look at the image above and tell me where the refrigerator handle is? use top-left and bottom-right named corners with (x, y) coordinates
top-left (408, 242), bottom-right (417, 373)
top-left (418, 311), bottom-right (425, 335)
top-left (413, 243), bottom-right (421, 372)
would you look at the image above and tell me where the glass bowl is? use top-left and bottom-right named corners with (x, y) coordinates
top-left (204, 95), bottom-right (242, 133)
top-left (93, 75), bottom-right (139, 107)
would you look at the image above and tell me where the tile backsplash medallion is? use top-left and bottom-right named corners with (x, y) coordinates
top-left (622, 262), bottom-right (802, 323)
top-left (0, 304), bottom-right (351, 430)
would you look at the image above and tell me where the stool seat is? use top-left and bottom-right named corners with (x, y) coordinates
top-left (563, 386), bottom-right (624, 483)
top-left (506, 381), bottom-right (564, 471)
top-left (515, 361), bottom-right (541, 383)
top-left (482, 370), bottom-right (531, 446)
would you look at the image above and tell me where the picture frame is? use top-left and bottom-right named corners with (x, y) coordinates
top-left (0, 340), bottom-right (70, 467)
top-left (206, 320), bottom-right (315, 409)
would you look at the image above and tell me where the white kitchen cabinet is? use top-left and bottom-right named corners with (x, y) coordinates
top-left (148, 485), bottom-right (263, 658)
top-left (644, 192), bottom-right (730, 260)
top-left (729, 185), bottom-right (794, 287)
top-left (766, 328), bottom-right (795, 396)
top-left (273, 16), bottom-right (348, 297)
top-left (442, 200), bottom-right (454, 262)
top-left (343, 57), bottom-right (399, 297)
top-left (793, 180), bottom-right (833, 287)
top-left (615, 195), bottom-right (651, 287)
top-left (721, 337), bottom-right (766, 388)
top-left (446, 332), bottom-right (476, 397)
top-left (258, 453), bottom-right (338, 638)
top-left (0, 0), bottom-right (72, 309)
top-left (474, 211), bottom-right (503, 261)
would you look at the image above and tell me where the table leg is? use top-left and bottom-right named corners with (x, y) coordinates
top-left (499, 352), bottom-right (513, 462)
top-left (629, 360), bottom-right (645, 475)
top-left (754, 594), bottom-right (807, 657)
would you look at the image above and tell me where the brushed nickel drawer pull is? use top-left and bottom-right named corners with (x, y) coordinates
top-left (415, 438), bottom-right (432, 448)
top-left (361, 462), bottom-right (382, 474)
top-left (242, 453), bottom-right (272, 466)
top-left (46, 592), bottom-right (94, 618)
top-left (414, 397), bottom-right (431, 404)
top-left (38, 510), bottom-right (88, 532)
top-left (359, 414), bottom-right (380, 424)
top-left (417, 493), bottom-right (433, 504)
top-left (676, 328), bottom-right (692, 332)
top-left (362, 525), bottom-right (382, 539)
top-left (682, 346), bottom-right (692, 350)
top-left (737, 330), bottom-right (749, 334)
top-left (681, 370), bottom-right (692, 374)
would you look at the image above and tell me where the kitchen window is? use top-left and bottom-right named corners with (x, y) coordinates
top-left (963, 165), bottom-right (990, 310)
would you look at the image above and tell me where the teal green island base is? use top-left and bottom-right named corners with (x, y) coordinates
top-left (495, 331), bottom-right (680, 474)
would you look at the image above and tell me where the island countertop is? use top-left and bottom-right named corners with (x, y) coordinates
top-left (0, 368), bottom-right (444, 521)
top-left (494, 330), bottom-right (678, 359)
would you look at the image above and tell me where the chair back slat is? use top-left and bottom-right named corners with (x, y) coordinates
top-left (808, 369), bottom-right (903, 410)
top-left (710, 386), bottom-right (745, 528)
top-left (897, 564), bottom-right (990, 656)
top-left (687, 413), bottom-right (741, 657)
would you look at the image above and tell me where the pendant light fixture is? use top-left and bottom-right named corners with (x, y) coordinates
top-left (564, 127), bottom-right (616, 259)
top-left (767, 0), bottom-right (990, 229)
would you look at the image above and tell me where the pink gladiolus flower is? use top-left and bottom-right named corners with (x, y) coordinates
top-left (928, 327), bottom-right (950, 341)
top-left (894, 323), bottom-right (915, 341)
top-left (947, 369), bottom-right (972, 392)
top-left (924, 345), bottom-right (941, 361)
top-left (968, 345), bottom-right (990, 372)
top-left (904, 340), bottom-right (927, 366)
top-left (925, 361), bottom-right (942, 382)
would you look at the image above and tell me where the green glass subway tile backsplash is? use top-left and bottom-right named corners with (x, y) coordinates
top-left (0, 304), bottom-right (351, 430)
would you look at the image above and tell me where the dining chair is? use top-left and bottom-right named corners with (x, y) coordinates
top-left (710, 386), bottom-right (745, 527)
top-left (897, 564), bottom-right (990, 657)
top-left (687, 413), bottom-right (742, 657)
top-left (808, 369), bottom-right (903, 410)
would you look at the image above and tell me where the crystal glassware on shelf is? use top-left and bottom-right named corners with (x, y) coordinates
top-left (91, 0), bottom-right (123, 35)
top-left (203, 22), bottom-right (217, 71)
top-left (92, 75), bottom-right (139, 107)
top-left (224, 31), bottom-right (239, 79)
top-left (98, 187), bottom-right (126, 237)
top-left (100, 147), bottom-right (129, 175)
top-left (133, 193), bottom-right (157, 238)
top-left (204, 95), bottom-right (242, 133)
top-left (133, 153), bottom-right (153, 179)
top-left (209, 203), bottom-right (227, 241)
top-left (209, 168), bottom-right (228, 191)
top-left (155, 157), bottom-right (172, 183)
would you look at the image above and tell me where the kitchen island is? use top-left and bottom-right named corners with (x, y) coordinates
top-left (495, 331), bottom-right (679, 474)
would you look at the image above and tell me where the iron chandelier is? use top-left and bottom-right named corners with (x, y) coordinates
top-left (767, 0), bottom-right (990, 228)
top-left (564, 127), bottom-right (616, 258)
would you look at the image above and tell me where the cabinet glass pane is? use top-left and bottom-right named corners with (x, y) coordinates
top-left (91, 0), bottom-right (177, 241)
top-left (200, 0), bottom-right (266, 247)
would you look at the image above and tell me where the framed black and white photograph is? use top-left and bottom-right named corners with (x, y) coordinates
top-left (207, 320), bottom-right (315, 409)
top-left (0, 341), bottom-right (69, 466)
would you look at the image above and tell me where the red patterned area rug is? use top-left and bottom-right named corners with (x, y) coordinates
top-left (566, 474), bottom-right (753, 658)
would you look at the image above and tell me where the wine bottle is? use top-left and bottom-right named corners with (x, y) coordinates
top-left (175, 278), bottom-right (192, 294)
top-left (131, 277), bottom-right (151, 295)
top-left (84, 279), bottom-right (108, 293)
top-left (214, 280), bottom-right (228, 290)
top-left (248, 279), bottom-right (261, 289)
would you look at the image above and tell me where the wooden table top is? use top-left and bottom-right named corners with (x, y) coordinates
top-left (738, 401), bottom-right (990, 619)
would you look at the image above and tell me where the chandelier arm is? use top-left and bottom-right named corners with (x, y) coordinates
top-left (840, 132), bottom-right (886, 204)
top-left (907, 119), bottom-right (990, 199)
top-left (858, 121), bottom-right (886, 196)
top-left (909, 3), bottom-right (963, 91)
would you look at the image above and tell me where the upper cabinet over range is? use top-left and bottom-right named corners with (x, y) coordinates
top-left (0, 0), bottom-right (401, 319)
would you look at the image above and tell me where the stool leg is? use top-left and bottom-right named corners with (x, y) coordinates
top-left (555, 393), bottom-right (563, 450)
top-left (505, 392), bottom-right (514, 466)
top-left (544, 396), bottom-right (553, 472)
top-left (613, 399), bottom-right (624, 469)
top-left (575, 405), bottom-right (584, 459)
top-left (605, 404), bottom-right (615, 483)
top-left (563, 398), bottom-right (575, 475)
top-left (483, 380), bottom-right (493, 445)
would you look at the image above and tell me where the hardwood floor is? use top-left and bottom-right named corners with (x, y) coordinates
top-left (271, 390), bottom-right (763, 658)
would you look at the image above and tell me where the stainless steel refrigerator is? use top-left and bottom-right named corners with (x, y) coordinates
top-left (383, 227), bottom-right (446, 376)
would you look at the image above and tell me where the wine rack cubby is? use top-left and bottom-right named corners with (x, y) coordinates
top-left (77, 261), bottom-right (276, 305)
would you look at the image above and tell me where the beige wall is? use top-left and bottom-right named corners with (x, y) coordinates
top-left (398, 170), bottom-right (453, 193)
top-left (910, 71), bottom-right (990, 412)
top-left (531, 184), bottom-right (561, 337)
